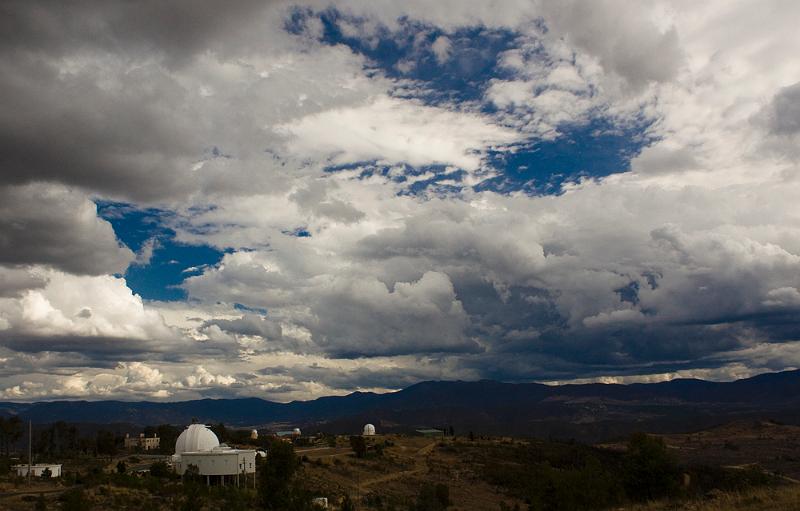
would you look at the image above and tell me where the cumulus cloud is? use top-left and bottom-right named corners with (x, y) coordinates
top-left (0, 270), bottom-right (179, 358)
top-left (1, 1), bottom-right (800, 401)
top-left (538, 0), bottom-right (683, 89)
top-left (0, 184), bottom-right (134, 275)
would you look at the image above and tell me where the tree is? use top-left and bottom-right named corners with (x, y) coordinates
top-left (349, 435), bottom-right (367, 458)
top-left (623, 432), bottom-right (680, 501)
top-left (259, 439), bottom-right (297, 510)
top-left (184, 464), bottom-right (201, 483)
top-left (211, 422), bottom-right (228, 443)
top-left (0, 416), bottom-right (23, 456)
top-left (96, 430), bottom-right (117, 456)
top-left (340, 494), bottom-right (356, 511)
top-left (41, 467), bottom-right (52, 479)
top-left (155, 424), bottom-right (181, 455)
top-left (149, 460), bottom-right (170, 478)
top-left (116, 461), bottom-right (127, 474)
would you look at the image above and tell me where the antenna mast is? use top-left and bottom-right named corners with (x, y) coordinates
top-left (28, 419), bottom-right (32, 486)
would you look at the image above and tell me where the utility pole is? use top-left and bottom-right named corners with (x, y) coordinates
top-left (27, 420), bottom-right (32, 486)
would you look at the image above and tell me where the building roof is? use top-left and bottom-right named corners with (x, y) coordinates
top-left (175, 424), bottom-right (220, 454)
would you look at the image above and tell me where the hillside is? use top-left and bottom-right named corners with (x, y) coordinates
top-left (3, 370), bottom-right (800, 441)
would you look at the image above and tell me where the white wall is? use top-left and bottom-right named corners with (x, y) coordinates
top-left (14, 464), bottom-right (62, 477)
top-left (175, 450), bottom-right (256, 476)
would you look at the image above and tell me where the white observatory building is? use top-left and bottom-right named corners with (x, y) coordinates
top-left (172, 424), bottom-right (257, 486)
top-left (363, 423), bottom-right (376, 436)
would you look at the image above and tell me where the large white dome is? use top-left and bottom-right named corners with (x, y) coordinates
top-left (175, 424), bottom-right (220, 454)
top-left (363, 423), bottom-right (376, 436)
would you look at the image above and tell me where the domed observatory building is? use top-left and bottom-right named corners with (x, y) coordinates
top-left (363, 423), bottom-right (376, 436)
top-left (172, 424), bottom-right (257, 487)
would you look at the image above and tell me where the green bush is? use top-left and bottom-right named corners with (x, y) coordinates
top-left (623, 432), bottom-right (680, 501)
top-left (149, 460), bottom-right (171, 478)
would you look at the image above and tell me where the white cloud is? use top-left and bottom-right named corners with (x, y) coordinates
top-left (274, 95), bottom-right (520, 170)
top-left (431, 35), bottom-right (452, 64)
top-left (3, 1), bottom-right (800, 400)
top-left (0, 271), bottom-right (174, 341)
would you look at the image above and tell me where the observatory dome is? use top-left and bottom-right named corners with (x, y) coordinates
top-left (363, 423), bottom-right (376, 436)
top-left (175, 424), bottom-right (220, 454)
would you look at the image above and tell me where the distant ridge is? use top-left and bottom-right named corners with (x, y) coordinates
top-left (3, 369), bottom-right (800, 441)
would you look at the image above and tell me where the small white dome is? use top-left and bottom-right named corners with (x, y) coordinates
top-left (250, 429), bottom-right (258, 440)
top-left (293, 428), bottom-right (301, 436)
top-left (363, 424), bottom-right (376, 436)
top-left (175, 424), bottom-right (220, 454)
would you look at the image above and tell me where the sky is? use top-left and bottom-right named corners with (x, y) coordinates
top-left (1, 0), bottom-right (800, 402)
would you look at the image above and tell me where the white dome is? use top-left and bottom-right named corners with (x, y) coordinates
top-left (175, 424), bottom-right (220, 454)
top-left (293, 428), bottom-right (301, 436)
top-left (363, 424), bottom-right (376, 436)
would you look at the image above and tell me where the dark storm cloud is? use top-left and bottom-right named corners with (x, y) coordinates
top-left (0, 185), bottom-right (134, 275)
top-left (767, 82), bottom-right (800, 136)
top-left (256, 363), bottom-right (454, 391)
top-left (0, 267), bottom-right (47, 298)
top-left (0, 1), bottom-right (267, 66)
top-left (0, 1), bottom-right (272, 203)
top-left (0, 333), bottom-right (160, 359)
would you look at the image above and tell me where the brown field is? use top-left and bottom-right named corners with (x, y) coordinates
top-left (297, 435), bottom-right (526, 510)
top-left (660, 420), bottom-right (800, 481)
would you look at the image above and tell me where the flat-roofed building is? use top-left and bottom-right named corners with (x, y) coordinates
top-left (14, 464), bottom-right (62, 478)
top-left (124, 432), bottom-right (160, 451)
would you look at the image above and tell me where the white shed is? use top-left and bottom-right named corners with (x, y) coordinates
top-left (14, 464), bottom-right (62, 478)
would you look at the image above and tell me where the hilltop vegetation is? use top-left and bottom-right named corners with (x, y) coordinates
top-left (0, 426), bottom-right (793, 510)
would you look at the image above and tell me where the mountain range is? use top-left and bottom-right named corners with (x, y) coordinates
top-left (4, 370), bottom-right (800, 442)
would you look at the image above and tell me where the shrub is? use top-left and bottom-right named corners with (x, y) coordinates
top-left (349, 435), bottom-right (367, 458)
top-left (149, 460), bottom-right (171, 478)
top-left (60, 488), bottom-right (89, 511)
top-left (623, 432), bottom-right (680, 501)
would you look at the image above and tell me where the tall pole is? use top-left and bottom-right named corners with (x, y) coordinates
top-left (28, 420), bottom-right (32, 486)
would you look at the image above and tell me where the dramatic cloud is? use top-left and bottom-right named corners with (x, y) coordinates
top-left (1, 0), bottom-right (800, 401)
top-left (0, 184), bottom-right (134, 275)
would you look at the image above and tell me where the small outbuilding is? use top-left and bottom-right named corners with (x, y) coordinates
top-left (14, 464), bottom-right (62, 478)
top-left (363, 423), bottom-right (376, 436)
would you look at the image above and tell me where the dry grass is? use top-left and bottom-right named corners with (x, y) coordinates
top-left (625, 484), bottom-right (800, 511)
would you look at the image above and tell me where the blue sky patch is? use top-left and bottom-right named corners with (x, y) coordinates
top-left (478, 119), bottom-right (654, 194)
top-left (290, 9), bottom-right (519, 104)
top-left (97, 202), bottom-right (224, 301)
top-left (293, 9), bottom-right (654, 196)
